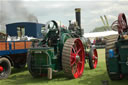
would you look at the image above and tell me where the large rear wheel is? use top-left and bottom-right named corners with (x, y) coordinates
top-left (0, 57), bottom-right (11, 79)
top-left (105, 34), bottom-right (122, 80)
top-left (62, 38), bottom-right (85, 78)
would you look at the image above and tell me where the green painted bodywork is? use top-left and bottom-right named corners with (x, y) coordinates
top-left (29, 47), bottom-right (55, 74)
top-left (107, 57), bottom-right (120, 74)
top-left (28, 27), bottom-right (80, 74)
top-left (108, 39), bottom-right (128, 74)
top-left (117, 40), bottom-right (128, 74)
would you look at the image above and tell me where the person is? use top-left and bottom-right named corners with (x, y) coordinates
top-left (93, 39), bottom-right (96, 45)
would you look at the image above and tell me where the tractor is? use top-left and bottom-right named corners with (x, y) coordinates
top-left (27, 8), bottom-right (98, 79)
top-left (105, 13), bottom-right (128, 80)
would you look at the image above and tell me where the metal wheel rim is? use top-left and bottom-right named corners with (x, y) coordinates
top-left (70, 39), bottom-right (85, 78)
top-left (92, 49), bottom-right (98, 69)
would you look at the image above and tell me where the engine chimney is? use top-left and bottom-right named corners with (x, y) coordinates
top-left (75, 8), bottom-right (81, 28)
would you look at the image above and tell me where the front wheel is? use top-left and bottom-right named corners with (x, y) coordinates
top-left (0, 57), bottom-right (11, 79)
top-left (88, 48), bottom-right (98, 69)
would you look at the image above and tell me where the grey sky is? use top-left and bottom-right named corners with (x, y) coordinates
top-left (1, 0), bottom-right (128, 32)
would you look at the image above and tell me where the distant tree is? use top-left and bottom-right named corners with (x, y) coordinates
top-left (0, 30), bottom-right (6, 34)
top-left (91, 26), bottom-right (112, 32)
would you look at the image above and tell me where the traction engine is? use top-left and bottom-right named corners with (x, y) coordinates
top-left (27, 8), bottom-right (98, 79)
top-left (105, 13), bottom-right (128, 80)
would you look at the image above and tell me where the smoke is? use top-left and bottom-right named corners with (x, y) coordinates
top-left (0, 0), bottom-right (38, 31)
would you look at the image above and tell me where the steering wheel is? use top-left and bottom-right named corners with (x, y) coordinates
top-left (44, 20), bottom-right (60, 36)
top-left (118, 13), bottom-right (128, 34)
top-left (41, 20), bottom-right (60, 46)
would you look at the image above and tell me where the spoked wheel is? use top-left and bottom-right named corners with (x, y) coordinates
top-left (88, 48), bottom-right (98, 69)
top-left (62, 38), bottom-right (85, 78)
top-left (0, 57), bottom-right (11, 79)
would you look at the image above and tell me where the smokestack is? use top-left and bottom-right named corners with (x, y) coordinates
top-left (69, 20), bottom-right (71, 25)
top-left (75, 8), bottom-right (81, 28)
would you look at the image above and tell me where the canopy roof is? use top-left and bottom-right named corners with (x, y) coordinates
top-left (83, 31), bottom-right (118, 38)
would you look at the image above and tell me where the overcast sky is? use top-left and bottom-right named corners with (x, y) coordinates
top-left (1, 0), bottom-right (128, 32)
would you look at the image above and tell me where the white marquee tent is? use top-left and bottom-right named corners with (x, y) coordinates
top-left (83, 31), bottom-right (118, 38)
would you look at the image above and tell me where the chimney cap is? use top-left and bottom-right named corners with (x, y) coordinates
top-left (75, 8), bottom-right (81, 12)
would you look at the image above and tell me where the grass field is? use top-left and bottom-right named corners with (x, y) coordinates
top-left (0, 49), bottom-right (128, 85)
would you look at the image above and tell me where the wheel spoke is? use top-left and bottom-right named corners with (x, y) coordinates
top-left (76, 48), bottom-right (82, 55)
top-left (92, 56), bottom-right (98, 61)
top-left (71, 60), bottom-right (76, 67)
top-left (74, 44), bottom-right (78, 52)
top-left (95, 57), bottom-right (98, 60)
top-left (71, 53), bottom-right (76, 57)
top-left (72, 64), bottom-right (77, 74)
top-left (0, 72), bottom-right (4, 76)
top-left (72, 46), bottom-right (76, 54)
top-left (71, 53), bottom-right (76, 66)
top-left (78, 61), bottom-right (82, 64)
top-left (92, 55), bottom-right (95, 60)
top-left (93, 60), bottom-right (95, 64)
top-left (76, 64), bottom-right (80, 76)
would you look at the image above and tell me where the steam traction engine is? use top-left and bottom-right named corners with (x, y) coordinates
top-left (27, 8), bottom-right (98, 79)
top-left (105, 13), bottom-right (128, 80)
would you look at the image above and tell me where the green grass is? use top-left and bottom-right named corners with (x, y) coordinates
top-left (0, 49), bottom-right (128, 85)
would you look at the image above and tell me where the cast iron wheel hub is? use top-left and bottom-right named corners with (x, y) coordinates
top-left (76, 55), bottom-right (80, 63)
top-left (0, 66), bottom-right (4, 72)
